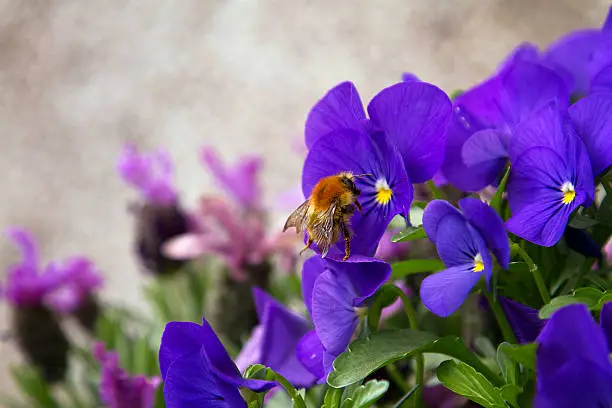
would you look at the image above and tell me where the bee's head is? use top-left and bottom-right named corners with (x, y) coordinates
top-left (338, 172), bottom-right (361, 196)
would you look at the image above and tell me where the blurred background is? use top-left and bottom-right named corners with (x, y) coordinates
top-left (0, 0), bottom-right (609, 392)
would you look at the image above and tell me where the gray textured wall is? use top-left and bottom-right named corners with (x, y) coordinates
top-left (0, 0), bottom-right (608, 393)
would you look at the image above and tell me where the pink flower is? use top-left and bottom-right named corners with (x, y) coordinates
top-left (117, 144), bottom-right (176, 205)
top-left (93, 343), bottom-right (160, 408)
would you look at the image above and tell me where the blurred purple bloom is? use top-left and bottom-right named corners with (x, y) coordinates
top-left (93, 343), bottom-right (160, 408)
top-left (298, 255), bottom-right (391, 377)
top-left (2, 228), bottom-right (103, 311)
top-left (117, 144), bottom-right (177, 205)
top-left (306, 81), bottom-right (452, 184)
top-left (303, 129), bottom-right (413, 257)
top-left (441, 58), bottom-right (568, 192)
top-left (159, 318), bottom-right (275, 408)
top-left (535, 303), bottom-right (612, 407)
top-left (498, 296), bottom-right (544, 344)
top-left (506, 103), bottom-right (594, 247)
top-left (201, 147), bottom-right (263, 210)
top-left (236, 288), bottom-right (316, 388)
top-left (420, 199), bottom-right (509, 317)
top-left (374, 230), bottom-right (410, 262)
top-left (569, 93), bottom-right (612, 177)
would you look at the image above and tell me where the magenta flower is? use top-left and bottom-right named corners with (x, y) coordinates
top-left (117, 144), bottom-right (177, 205)
top-left (2, 228), bottom-right (103, 311)
top-left (200, 147), bottom-right (263, 210)
top-left (93, 343), bottom-right (160, 408)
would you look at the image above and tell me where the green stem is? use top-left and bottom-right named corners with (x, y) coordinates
top-left (511, 243), bottom-right (550, 304)
top-left (267, 370), bottom-right (307, 408)
top-left (426, 180), bottom-right (443, 200)
top-left (484, 290), bottom-right (518, 344)
top-left (386, 364), bottom-right (411, 394)
top-left (396, 290), bottom-right (424, 408)
top-left (490, 165), bottom-right (511, 216)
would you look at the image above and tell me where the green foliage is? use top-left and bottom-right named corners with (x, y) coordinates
top-left (390, 226), bottom-right (426, 243)
top-left (437, 360), bottom-right (507, 408)
top-left (391, 259), bottom-right (445, 279)
top-left (339, 380), bottom-right (389, 408)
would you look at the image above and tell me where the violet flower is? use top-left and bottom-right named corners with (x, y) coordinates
top-left (535, 303), bottom-right (612, 407)
top-left (420, 199), bottom-right (509, 317)
top-left (235, 288), bottom-right (316, 388)
top-left (200, 147), bottom-right (263, 210)
top-left (117, 144), bottom-right (177, 205)
top-left (441, 58), bottom-right (568, 192)
top-left (506, 103), bottom-right (594, 247)
top-left (375, 230), bottom-right (410, 262)
top-left (94, 343), bottom-right (160, 408)
top-left (159, 318), bottom-right (275, 407)
top-left (2, 228), bottom-right (103, 311)
top-left (497, 296), bottom-right (544, 344)
top-left (297, 255), bottom-right (391, 377)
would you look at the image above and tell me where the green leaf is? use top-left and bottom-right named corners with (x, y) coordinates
top-left (496, 343), bottom-right (517, 385)
top-left (390, 226), bottom-right (426, 243)
top-left (568, 214), bottom-right (599, 229)
top-left (324, 387), bottom-right (343, 408)
top-left (244, 364), bottom-right (268, 380)
top-left (367, 285), bottom-right (401, 333)
top-left (340, 379), bottom-right (389, 408)
top-left (327, 329), bottom-right (502, 388)
top-left (10, 366), bottom-right (60, 408)
top-left (437, 360), bottom-right (507, 408)
top-left (497, 343), bottom-right (536, 371)
top-left (500, 384), bottom-right (522, 408)
top-left (491, 166), bottom-right (510, 216)
top-left (538, 287), bottom-right (603, 319)
top-left (391, 259), bottom-right (445, 279)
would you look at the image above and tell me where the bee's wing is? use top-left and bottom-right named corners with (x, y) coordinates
top-left (310, 201), bottom-right (338, 257)
top-left (283, 199), bottom-right (311, 233)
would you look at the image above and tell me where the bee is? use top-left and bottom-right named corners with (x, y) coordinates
top-left (283, 172), bottom-right (365, 260)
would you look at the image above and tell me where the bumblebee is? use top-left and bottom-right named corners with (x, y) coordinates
top-left (283, 172), bottom-right (363, 260)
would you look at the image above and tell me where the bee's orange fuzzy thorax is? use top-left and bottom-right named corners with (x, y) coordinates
top-left (311, 176), bottom-right (350, 210)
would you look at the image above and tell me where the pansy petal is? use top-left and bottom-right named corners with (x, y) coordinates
top-left (459, 198), bottom-right (510, 269)
top-left (543, 29), bottom-right (602, 96)
top-left (159, 322), bottom-right (206, 380)
top-left (537, 304), bottom-right (610, 375)
top-left (422, 200), bottom-right (462, 243)
top-left (5, 227), bottom-right (38, 271)
top-left (590, 62), bottom-right (612, 94)
top-left (507, 146), bottom-right (585, 247)
top-left (163, 353), bottom-right (244, 408)
top-left (420, 264), bottom-right (483, 317)
top-left (453, 76), bottom-right (505, 128)
top-left (601, 302), bottom-right (612, 353)
top-left (367, 81), bottom-right (452, 183)
top-left (461, 128), bottom-right (509, 167)
top-left (198, 319), bottom-right (243, 382)
top-left (301, 256), bottom-right (326, 316)
top-left (434, 214), bottom-right (480, 267)
top-left (498, 296), bottom-right (544, 344)
top-left (312, 269), bottom-right (358, 356)
top-left (235, 326), bottom-right (264, 373)
top-left (325, 255), bottom-right (392, 304)
top-left (569, 93), bottom-right (612, 176)
top-left (296, 331), bottom-right (325, 380)
top-left (497, 42), bottom-right (540, 72)
top-left (305, 82), bottom-right (366, 149)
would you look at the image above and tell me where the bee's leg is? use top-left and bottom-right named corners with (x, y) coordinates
top-left (355, 199), bottom-right (363, 213)
top-left (341, 222), bottom-right (351, 261)
top-left (299, 236), bottom-right (314, 255)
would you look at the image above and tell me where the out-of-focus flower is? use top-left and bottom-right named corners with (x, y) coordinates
top-left (93, 343), bottom-right (160, 408)
top-left (297, 255), bottom-right (391, 377)
top-left (117, 144), bottom-right (177, 205)
top-left (441, 58), bottom-right (568, 192)
top-left (535, 303), bottom-right (612, 407)
top-left (569, 93), bottom-right (612, 177)
top-left (498, 296), bottom-right (544, 344)
top-left (420, 199), bottom-right (509, 317)
top-left (201, 147), bottom-right (263, 211)
top-left (423, 384), bottom-right (470, 408)
top-left (604, 239), bottom-right (612, 264)
top-left (379, 281), bottom-right (412, 323)
top-left (236, 288), bottom-right (316, 387)
top-left (159, 318), bottom-right (275, 407)
top-left (506, 103), bottom-right (594, 247)
top-left (375, 230), bottom-right (410, 262)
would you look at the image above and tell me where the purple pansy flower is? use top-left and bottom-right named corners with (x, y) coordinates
top-left (2, 228), bottom-right (103, 311)
top-left (420, 199), bottom-right (509, 317)
top-left (117, 144), bottom-right (177, 205)
top-left (159, 318), bottom-right (275, 408)
top-left (93, 343), bottom-right (160, 408)
top-left (498, 296), bottom-right (544, 344)
top-left (235, 288), bottom-right (316, 388)
top-left (441, 58), bottom-right (568, 192)
top-left (297, 255), bottom-right (391, 377)
top-left (569, 93), bottom-right (612, 177)
top-left (200, 147), bottom-right (263, 210)
top-left (506, 103), bottom-right (594, 247)
top-left (535, 303), bottom-right (612, 407)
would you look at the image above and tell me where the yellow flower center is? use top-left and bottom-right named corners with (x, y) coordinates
top-left (560, 182), bottom-right (576, 205)
top-left (375, 179), bottom-right (393, 205)
top-left (473, 253), bottom-right (484, 272)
